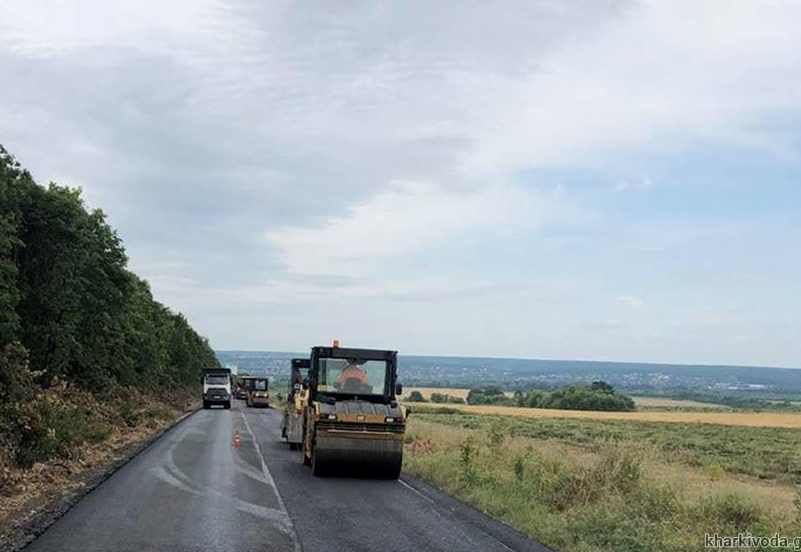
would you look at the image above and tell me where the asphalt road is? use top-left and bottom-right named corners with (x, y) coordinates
top-left (24, 402), bottom-right (554, 552)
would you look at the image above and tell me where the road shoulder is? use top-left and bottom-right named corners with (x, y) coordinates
top-left (0, 407), bottom-right (199, 552)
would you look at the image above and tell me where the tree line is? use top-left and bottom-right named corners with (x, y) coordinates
top-left (467, 381), bottom-right (636, 411)
top-left (406, 382), bottom-right (636, 412)
top-left (0, 143), bottom-right (218, 398)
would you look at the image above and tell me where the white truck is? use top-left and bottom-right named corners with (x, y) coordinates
top-left (202, 368), bottom-right (232, 409)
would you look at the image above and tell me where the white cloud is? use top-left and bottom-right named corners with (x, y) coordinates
top-left (263, 181), bottom-right (587, 278)
top-left (614, 174), bottom-right (653, 193)
top-left (616, 295), bottom-right (645, 309)
top-left (1, 0), bottom-right (800, 364)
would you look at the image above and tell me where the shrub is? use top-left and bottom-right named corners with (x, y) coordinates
top-left (467, 387), bottom-right (516, 406)
top-left (15, 398), bottom-right (112, 467)
top-left (430, 392), bottom-right (465, 404)
top-left (795, 483), bottom-right (801, 521)
top-left (696, 491), bottom-right (765, 531)
top-left (597, 441), bottom-right (643, 494)
top-left (407, 390), bottom-right (427, 402)
top-left (459, 437), bottom-right (478, 484)
top-left (119, 400), bottom-right (141, 427)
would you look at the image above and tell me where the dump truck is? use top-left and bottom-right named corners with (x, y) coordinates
top-left (301, 344), bottom-right (408, 478)
top-left (245, 377), bottom-right (270, 407)
top-left (281, 358), bottom-right (310, 449)
top-left (202, 368), bottom-right (232, 409)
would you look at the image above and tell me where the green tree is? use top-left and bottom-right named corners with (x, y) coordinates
top-left (0, 143), bottom-right (218, 391)
top-left (407, 390), bottom-right (427, 402)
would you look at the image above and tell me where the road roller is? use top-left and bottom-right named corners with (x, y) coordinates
top-left (281, 358), bottom-right (310, 449)
top-left (245, 376), bottom-right (270, 407)
top-left (301, 344), bottom-right (408, 478)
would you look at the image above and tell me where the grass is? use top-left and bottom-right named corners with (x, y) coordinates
top-left (414, 401), bottom-right (801, 428)
top-left (404, 417), bottom-right (801, 552)
top-left (412, 409), bottom-right (801, 480)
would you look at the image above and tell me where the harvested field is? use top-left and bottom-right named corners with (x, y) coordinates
top-left (631, 396), bottom-right (728, 409)
top-left (418, 402), bottom-right (801, 428)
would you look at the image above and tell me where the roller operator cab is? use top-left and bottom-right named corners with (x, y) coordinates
top-left (301, 346), bottom-right (408, 478)
top-left (281, 358), bottom-right (310, 449)
top-left (202, 368), bottom-right (232, 409)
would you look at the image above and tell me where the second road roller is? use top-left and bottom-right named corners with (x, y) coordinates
top-left (301, 342), bottom-right (408, 478)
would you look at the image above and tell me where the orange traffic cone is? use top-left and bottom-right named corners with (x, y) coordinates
top-left (232, 430), bottom-right (241, 448)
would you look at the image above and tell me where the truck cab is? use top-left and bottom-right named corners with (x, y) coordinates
top-left (202, 368), bottom-right (232, 409)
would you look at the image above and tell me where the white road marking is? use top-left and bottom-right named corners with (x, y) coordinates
top-left (241, 410), bottom-right (302, 552)
top-left (398, 478), bottom-right (435, 503)
top-left (398, 477), bottom-right (518, 552)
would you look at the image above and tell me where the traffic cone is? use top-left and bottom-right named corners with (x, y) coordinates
top-left (232, 430), bottom-right (241, 448)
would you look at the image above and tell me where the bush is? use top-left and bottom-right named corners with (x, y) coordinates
top-left (696, 491), bottom-right (765, 531)
top-left (467, 387), bottom-right (515, 406)
top-left (796, 483), bottom-right (801, 521)
top-left (407, 390), bottom-right (427, 402)
top-left (15, 398), bottom-right (112, 467)
top-left (430, 392), bottom-right (465, 404)
top-left (119, 400), bottom-right (141, 428)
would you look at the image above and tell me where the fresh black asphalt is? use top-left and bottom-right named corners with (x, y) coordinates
top-left (23, 402), bottom-right (555, 552)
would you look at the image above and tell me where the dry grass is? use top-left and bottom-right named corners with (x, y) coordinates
top-left (418, 402), bottom-right (801, 428)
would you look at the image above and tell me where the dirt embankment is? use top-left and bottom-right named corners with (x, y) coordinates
top-left (0, 386), bottom-right (198, 551)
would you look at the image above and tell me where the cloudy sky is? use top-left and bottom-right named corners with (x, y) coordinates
top-left (2, 1), bottom-right (800, 367)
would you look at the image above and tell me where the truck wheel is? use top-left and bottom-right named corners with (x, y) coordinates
top-left (203, 401), bottom-right (209, 409)
top-left (224, 401), bottom-right (231, 410)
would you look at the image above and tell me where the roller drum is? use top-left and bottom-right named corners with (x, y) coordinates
top-left (312, 434), bottom-right (403, 479)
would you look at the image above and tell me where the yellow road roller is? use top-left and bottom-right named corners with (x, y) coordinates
top-left (301, 344), bottom-right (408, 478)
top-left (281, 358), bottom-right (310, 449)
top-left (245, 376), bottom-right (270, 407)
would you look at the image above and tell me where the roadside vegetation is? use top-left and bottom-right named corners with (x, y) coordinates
top-left (0, 145), bottom-right (217, 495)
top-left (404, 414), bottom-right (801, 552)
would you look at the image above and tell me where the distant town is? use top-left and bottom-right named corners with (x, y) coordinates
top-left (216, 351), bottom-right (801, 403)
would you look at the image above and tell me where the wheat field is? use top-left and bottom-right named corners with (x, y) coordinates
top-left (419, 402), bottom-right (801, 428)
